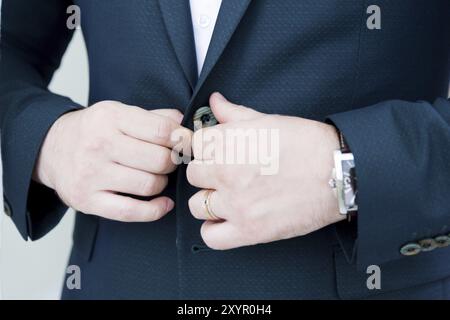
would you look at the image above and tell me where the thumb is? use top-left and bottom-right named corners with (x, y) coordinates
top-left (209, 92), bottom-right (262, 124)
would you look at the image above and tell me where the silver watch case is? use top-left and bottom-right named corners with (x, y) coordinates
top-left (330, 150), bottom-right (358, 215)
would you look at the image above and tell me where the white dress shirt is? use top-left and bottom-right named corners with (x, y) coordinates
top-left (189, 0), bottom-right (222, 75)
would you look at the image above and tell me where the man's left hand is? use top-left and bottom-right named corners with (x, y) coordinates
top-left (187, 92), bottom-right (345, 250)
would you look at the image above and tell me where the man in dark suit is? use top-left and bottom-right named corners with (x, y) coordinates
top-left (1, 0), bottom-right (449, 299)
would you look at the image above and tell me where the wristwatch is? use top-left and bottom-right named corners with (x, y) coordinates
top-left (329, 129), bottom-right (358, 219)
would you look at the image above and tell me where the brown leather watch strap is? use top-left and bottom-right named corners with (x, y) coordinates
top-left (337, 129), bottom-right (351, 153)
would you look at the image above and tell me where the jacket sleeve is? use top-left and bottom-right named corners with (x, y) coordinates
top-left (0, 0), bottom-right (82, 240)
top-left (327, 97), bottom-right (450, 269)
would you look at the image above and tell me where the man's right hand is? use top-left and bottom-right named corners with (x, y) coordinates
top-left (33, 101), bottom-right (192, 222)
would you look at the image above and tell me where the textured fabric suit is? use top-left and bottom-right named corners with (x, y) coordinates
top-left (1, 0), bottom-right (450, 299)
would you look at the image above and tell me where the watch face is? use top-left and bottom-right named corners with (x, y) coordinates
top-left (342, 160), bottom-right (357, 209)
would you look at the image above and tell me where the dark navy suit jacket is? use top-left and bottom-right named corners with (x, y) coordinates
top-left (1, 0), bottom-right (450, 299)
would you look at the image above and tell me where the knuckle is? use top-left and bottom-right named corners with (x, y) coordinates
top-left (145, 203), bottom-right (164, 221)
top-left (83, 136), bottom-right (109, 153)
top-left (89, 102), bottom-right (110, 119)
top-left (117, 202), bottom-right (135, 222)
top-left (167, 109), bottom-right (183, 123)
top-left (140, 175), bottom-right (156, 195)
top-left (216, 167), bottom-right (232, 186)
top-left (216, 170), bottom-right (227, 185)
top-left (154, 150), bottom-right (172, 172)
top-left (155, 118), bottom-right (173, 139)
top-left (172, 109), bottom-right (183, 118)
top-left (85, 101), bottom-right (120, 128)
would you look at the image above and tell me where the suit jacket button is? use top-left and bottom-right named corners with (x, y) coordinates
top-left (193, 106), bottom-right (217, 131)
top-left (400, 243), bottom-right (421, 256)
top-left (434, 235), bottom-right (450, 248)
top-left (418, 238), bottom-right (437, 252)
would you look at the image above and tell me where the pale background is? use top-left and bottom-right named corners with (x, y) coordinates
top-left (0, 29), bottom-right (89, 300)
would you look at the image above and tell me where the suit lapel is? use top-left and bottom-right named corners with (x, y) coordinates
top-left (194, 0), bottom-right (252, 95)
top-left (158, 0), bottom-right (198, 90)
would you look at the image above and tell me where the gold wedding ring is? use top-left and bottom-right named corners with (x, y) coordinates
top-left (204, 189), bottom-right (220, 221)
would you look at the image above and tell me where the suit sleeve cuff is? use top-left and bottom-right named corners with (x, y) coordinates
top-left (2, 95), bottom-right (82, 240)
top-left (327, 99), bottom-right (450, 270)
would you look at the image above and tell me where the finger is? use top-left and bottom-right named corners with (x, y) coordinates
top-left (102, 164), bottom-right (168, 197)
top-left (191, 127), bottom-right (223, 160)
top-left (150, 109), bottom-right (183, 124)
top-left (188, 189), bottom-right (227, 221)
top-left (186, 160), bottom-right (219, 189)
top-left (117, 105), bottom-right (192, 149)
top-left (201, 220), bottom-right (242, 250)
top-left (209, 92), bottom-right (262, 124)
top-left (111, 135), bottom-right (177, 174)
top-left (170, 121), bottom-right (193, 157)
top-left (90, 192), bottom-right (174, 222)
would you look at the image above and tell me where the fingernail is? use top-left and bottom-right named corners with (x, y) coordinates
top-left (213, 92), bottom-right (226, 101)
top-left (166, 199), bottom-right (175, 212)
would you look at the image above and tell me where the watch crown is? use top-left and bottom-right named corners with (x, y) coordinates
top-left (328, 178), bottom-right (336, 189)
top-left (329, 168), bottom-right (337, 189)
